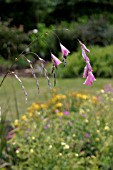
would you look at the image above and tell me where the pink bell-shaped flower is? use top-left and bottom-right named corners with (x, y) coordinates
top-left (51, 53), bottom-right (62, 68)
top-left (60, 43), bottom-right (70, 58)
top-left (83, 71), bottom-right (96, 86)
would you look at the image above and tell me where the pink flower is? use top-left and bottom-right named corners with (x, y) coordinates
top-left (83, 65), bottom-right (88, 78)
top-left (51, 53), bottom-right (62, 68)
top-left (85, 133), bottom-right (90, 138)
top-left (82, 48), bottom-right (89, 62)
top-left (60, 43), bottom-right (70, 58)
top-left (63, 111), bottom-right (69, 115)
top-left (86, 60), bottom-right (92, 71)
top-left (78, 39), bottom-right (90, 53)
top-left (83, 71), bottom-right (96, 86)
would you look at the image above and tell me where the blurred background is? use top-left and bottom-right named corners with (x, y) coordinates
top-left (0, 0), bottom-right (113, 78)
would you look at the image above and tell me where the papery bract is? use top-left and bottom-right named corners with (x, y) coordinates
top-left (51, 53), bottom-right (62, 68)
top-left (60, 43), bottom-right (70, 58)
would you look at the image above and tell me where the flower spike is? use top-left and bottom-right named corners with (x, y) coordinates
top-left (79, 40), bottom-right (96, 86)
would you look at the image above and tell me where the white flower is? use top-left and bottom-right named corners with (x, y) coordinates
top-left (59, 153), bottom-right (62, 156)
top-left (61, 142), bottom-right (66, 145)
top-left (104, 126), bottom-right (110, 131)
top-left (32, 136), bottom-right (35, 140)
top-left (49, 145), bottom-right (52, 149)
top-left (33, 29), bottom-right (38, 34)
top-left (63, 144), bottom-right (70, 150)
top-left (30, 149), bottom-right (34, 153)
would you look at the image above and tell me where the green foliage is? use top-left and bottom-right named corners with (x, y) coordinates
top-left (0, 21), bottom-right (30, 66)
top-left (0, 56), bottom-right (12, 69)
top-left (6, 89), bottom-right (113, 169)
top-left (29, 23), bottom-right (58, 60)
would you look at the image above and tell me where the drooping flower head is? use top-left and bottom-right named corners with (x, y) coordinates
top-left (83, 71), bottom-right (96, 86)
top-left (51, 53), bottom-right (62, 86)
top-left (60, 43), bottom-right (70, 66)
top-left (60, 43), bottom-right (70, 58)
top-left (51, 53), bottom-right (62, 68)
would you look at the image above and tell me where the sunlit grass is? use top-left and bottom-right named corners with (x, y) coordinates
top-left (0, 76), bottom-right (113, 120)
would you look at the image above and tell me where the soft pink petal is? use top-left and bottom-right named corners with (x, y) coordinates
top-left (83, 76), bottom-right (92, 86)
top-left (83, 71), bottom-right (96, 86)
top-left (83, 65), bottom-right (88, 78)
top-left (82, 48), bottom-right (89, 62)
top-left (60, 43), bottom-right (70, 57)
top-left (88, 71), bottom-right (96, 82)
top-left (86, 61), bottom-right (92, 71)
top-left (51, 53), bottom-right (62, 68)
top-left (78, 39), bottom-right (90, 52)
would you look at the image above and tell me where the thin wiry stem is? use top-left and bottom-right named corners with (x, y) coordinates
top-left (53, 71), bottom-right (56, 86)
top-left (25, 52), bottom-right (52, 89)
top-left (11, 72), bottom-right (28, 103)
top-left (40, 62), bottom-right (52, 89)
top-left (51, 64), bottom-right (56, 86)
top-left (62, 55), bottom-right (66, 67)
top-left (23, 55), bottom-right (40, 94)
top-left (0, 34), bottom-right (42, 87)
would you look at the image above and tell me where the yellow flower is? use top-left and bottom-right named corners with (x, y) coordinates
top-left (92, 96), bottom-right (97, 103)
top-left (55, 103), bottom-right (63, 108)
top-left (21, 115), bottom-right (27, 121)
top-left (40, 104), bottom-right (47, 109)
top-left (104, 126), bottom-right (110, 131)
top-left (27, 107), bottom-right (33, 112)
top-left (33, 104), bottom-right (40, 110)
top-left (76, 93), bottom-right (82, 98)
top-left (81, 94), bottom-right (88, 99)
top-left (14, 119), bottom-right (19, 126)
top-left (57, 112), bottom-right (63, 117)
top-left (28, 112), bottom-right (33, 117)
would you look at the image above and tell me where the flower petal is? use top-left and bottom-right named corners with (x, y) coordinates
top-left (51, 53), bottom-right (62, 68)
top-left (78, 39), bottom-right (90, 53)
top-left (60, 43), bottom-right (70, 57)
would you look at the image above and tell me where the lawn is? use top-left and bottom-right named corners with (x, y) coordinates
top-left (0, 76), bottom-right (113, 120)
